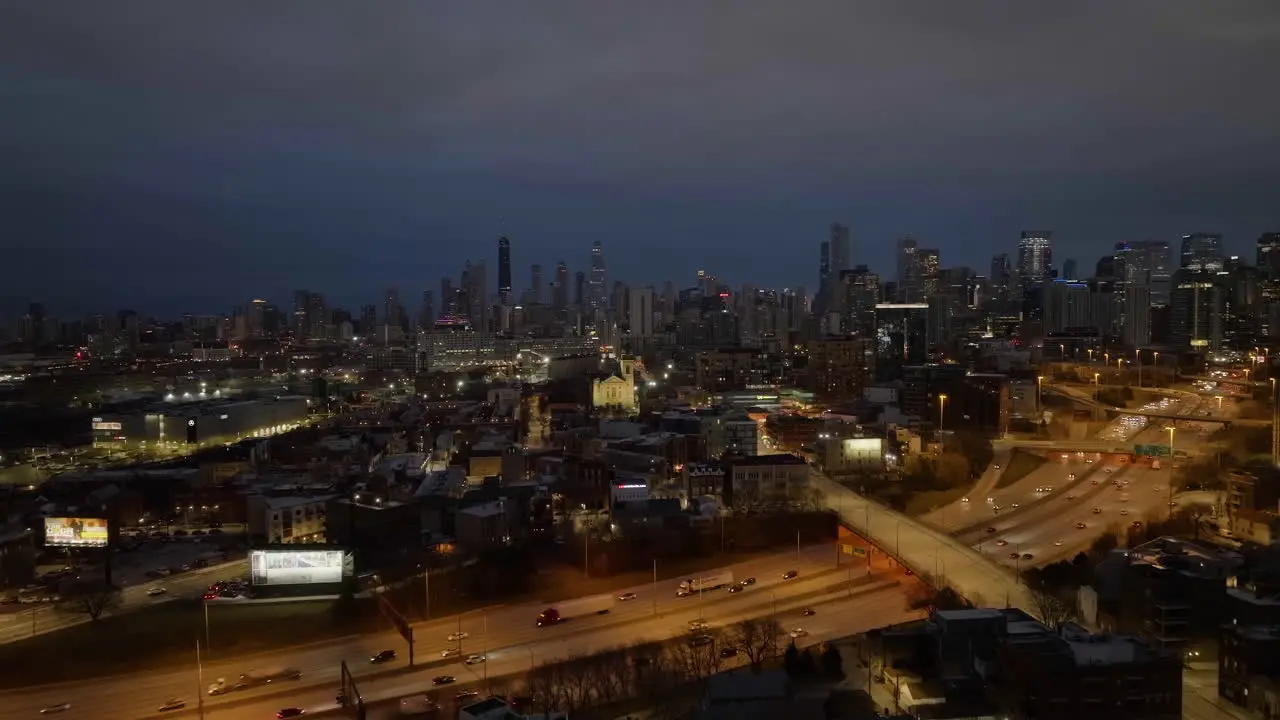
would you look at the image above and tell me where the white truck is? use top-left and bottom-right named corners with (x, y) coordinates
top-left (678, 570), bottom-right (734, 595)
top-left (537, 594), bottom-right (616, 626)
top-left (207, 666), bottom-right (302, 695)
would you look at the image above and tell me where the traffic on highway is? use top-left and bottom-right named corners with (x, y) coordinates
top-left (1, 546), bottom-right (868, 718)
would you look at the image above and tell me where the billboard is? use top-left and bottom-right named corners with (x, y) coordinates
top-left (44, 517), bottom-right (110, 547)
top-left (250, 549), bottom-right (346, 586)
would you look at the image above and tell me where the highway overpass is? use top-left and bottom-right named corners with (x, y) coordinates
top-left (810, 469), bottom-right (1034, 611)
top-left (1043, 384), bottom-right (1266, 427)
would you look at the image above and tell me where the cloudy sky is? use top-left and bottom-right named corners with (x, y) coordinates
top-left (2, 1), bottom-right (1278, 315)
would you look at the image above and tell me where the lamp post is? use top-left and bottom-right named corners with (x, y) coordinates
top-left (1153, 351), bottom-right (1160, 386)
top-left (1036, 376), bottom-right (1045, 412)
top-left (1166, 425), bottom-right (1177, 519)
top-left (937, 394), bottom-right (948, 431)
top-left (1136, 349), bottom-right (1143, 388)
top-left (1060, 344), bottom-right (1066, 361)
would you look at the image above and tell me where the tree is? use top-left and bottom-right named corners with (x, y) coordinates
top-left (933, 452), bottom-right (972, 489)
top-left (797, 646), bottom-right (818, 676)
top-left (783, 641), bottom-right (801, 677)
top-left (1029, 587), bottom-right (1075, 628)
top-left (728, 618), bottom-right (782, 669)
top-left (57, 580), bottom-right (121, 621)
top-left (821, 643), bottom-right (844, 679)
top-left (944, 430), bottom-right (994, 478)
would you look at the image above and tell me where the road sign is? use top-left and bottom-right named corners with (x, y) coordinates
top-left (1133, 444), bottom-right (1171, 457)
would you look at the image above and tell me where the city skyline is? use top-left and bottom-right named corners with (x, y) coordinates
top-left (3, 3), bottom-right (1279, 312)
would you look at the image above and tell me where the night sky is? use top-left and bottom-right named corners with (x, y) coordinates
top-left (3, 2), bottom-right (1278, 315)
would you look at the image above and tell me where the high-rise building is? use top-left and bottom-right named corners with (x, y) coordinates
top-left (918, 249), bottom-right (940, 298)
top-left (552, 261), bottom-right (569, 312)
top-left (1017, 231), bottom-right (1053, 286)
top-left (1062, 258), bottom-right (1079, 280)
top-left (529, 264), bottom-right (543, 304)
top-left (628, 286), bottom-right (655, 337)
top-left (1170, 268), bottom-right (1222, 350)
top-left (989, 253), bottom-right (1013, 310)
top-left (497, 237), bottom-right (513, 304)
top-left (418, 290), bottom-right (434, 330)
top-left (588, 241), bottom-right (606, 309)
top-left (829, 223), bottom-right (851, 275)
top-left (873, 303), bottom-right (929, 381)
top-left (1257, 233), bottom-right (1280, 339)
top-left (463, 260), bottom-right (488, 331)
top-left (1180, 233), bottom-right (1224, 272)
top-left (384, 287), bottom-right (402, 329)
top-left (1122, 285), bottom-right (1152, 348)
top-left (896, 236), bottom-right (920, 302)
top-left (574, 271), bottom-right (586, 308)
top-left (841, 265), bottom-right (881, 337)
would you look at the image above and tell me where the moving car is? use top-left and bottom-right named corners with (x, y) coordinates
top-left (995, 540), bottom-right (1008, 547)
top-left (465, 654), bottom-right (486, 665)
top-left (986, 527), bottom-right (997, 533)
top-left (742, 577), bottom-right (756, 585)
top-left (41, 704), bottom-right (72, 714)
top-left (447, 631), bottom-right (468, 642)
top-left (457, 690), bottom-right (480, 702)
top-left (617, 592), bottom-right (637, 601)
top-left (1092, 507), bottom-right (1102, 514)
top-left (689, 635), bottom-right (714, 647)
top-left (802, 608), bottom-right (816, 616)
top-left (441, 648), bottom-right (460, 658)
top-left (147, 587), bottom-right (168, 597)
top-left (728, 585), bottom-right (743, 593)
top-left (1076, 522), bottom-right (1087, 529)
top-left (782, 570), bottom-right (799, 580)
top-left (1008, 552), bottom-right (1020, 559)
top-left (369, 649), bottom-right (396, 664)
top-left (789, 628), bottom-right (808, 638)
top-left (157, 698), bottom-right (186, 712)
top-left (276, 710), bottom-right (305, 718)
top-left (1022, 553), bottom-right (1034, 560)
top-left (719, 646), bottom-right (738, 658)
top-left (432, 676), bottom-right (456, 686)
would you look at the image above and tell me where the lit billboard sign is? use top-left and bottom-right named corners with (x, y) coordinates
top-left (92, 421), bottom-right (122, 431)
top-left (44, 517), bottom-right (110, 547)
top-left (250, 549), bottom-right (346, 586)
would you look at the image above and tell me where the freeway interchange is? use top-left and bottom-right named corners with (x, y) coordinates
top-left (1, 545), bottom-right (923, 719)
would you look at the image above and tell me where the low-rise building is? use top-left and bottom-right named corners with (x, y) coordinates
top-left (247, 494), bottom-right (334, 544)
top-left (723, 453), bottom-right (809, 509)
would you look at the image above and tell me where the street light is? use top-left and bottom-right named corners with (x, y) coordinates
top-left (1060, 344), bottom-right (1066, 361)
top-left (1166, 425), bottom-right (1177, 519)
top-left (1136, 349), bottom-right (1143, 388)
top-left (1036, 376), bottom-right (1045, 410)
top-left (937, 394), bottom-right (948, 431)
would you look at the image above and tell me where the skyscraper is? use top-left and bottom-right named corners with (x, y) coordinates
top-left (1062, 258), bottom-right (1079, 280)
top-left (989, 253), bottom-right (1013, 309)
top-left (497, 237), bottom-right (513, 304)
top-left (530, 264), bottom-right (543, 304)
top-left (384, 287), bottom-right (402, 329)
top-left (588, 241), bottom-right (606, 309)
top-left (1017, 231), bottom-right (1053, 286)
top-left (1180, 233), bottom-right (1224, 272)
top-left (1257, 233), bottom-right (1280, 339)
top-left (917, 249), bottom-right (940, 298)
top-left (829, 223), bottom-right (851, 275)
top-left (419, 290), bottom-right (434, 330)
top-left (552, 261), bottom-right (569, 311)
top-left (896, 236), bottom-right (920, 302)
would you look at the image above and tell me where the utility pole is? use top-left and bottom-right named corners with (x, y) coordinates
top-left (196, 640), bottom-right (206, 720)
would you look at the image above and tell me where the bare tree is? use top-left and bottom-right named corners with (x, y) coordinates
top-left (728, 618), bottom-right (782, 668)
top-left (1029, 587), bottom-right (1076, 628)
top-left (57, 580), bottom-right (121, 621)
top-left (558, 654), bottom-right (596, 712)
top-left (668, 630), bottom-right (724, 681)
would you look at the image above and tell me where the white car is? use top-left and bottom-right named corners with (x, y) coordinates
top-left (441, 648), bottom-right (460, 658)
top-left (147, 587), bottom-right (168, 597)
top-left (447, 632), bottom-right (468, 642)
top-left (1054, 541), bottom-right (1064, 547)
top-left (41, 704), bottom-right (71, 715)
top-left (961, 497), bottom-right (970, 503)
top-left (465, 654), bottom-right (486, 665)
top-left (789, 628), bottom-right (808, 638)
top-left (617, 592), bottom-right (637, 601)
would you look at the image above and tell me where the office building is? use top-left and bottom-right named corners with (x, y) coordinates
top-left (873, 303), bottom-right (929, 381)
top-left (807, 337), bottom-right (873, 400)
top-left (497, 236), bottom-right (512, 304)
top-left (588, 241), bottom-right (606, 310)
top-left (1017, 230), bottom-right (1053, 287)
top-left (1180, 233), bottom-right (1224, 273)
top-left (896, 236), bottom-right (920, 302)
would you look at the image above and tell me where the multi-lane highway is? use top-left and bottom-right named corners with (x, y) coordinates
top-left (1, 546), bottom-right (856, 718)
top-left (0, 560), bottom-right (249, 645)
top-left (947, 392), bottom-right (1217, 569)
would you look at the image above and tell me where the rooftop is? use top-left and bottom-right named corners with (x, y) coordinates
top-left (727, 453), bottom-right (807, 467)
top-left (460, 500), bottom-right (506, 518)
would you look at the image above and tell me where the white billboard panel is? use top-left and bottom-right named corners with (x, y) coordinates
top-left (249, 549), bottom-right (345, 586)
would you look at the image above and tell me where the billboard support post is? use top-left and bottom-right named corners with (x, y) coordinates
top-left (196, 639), bottom-right (206, 720)
top-left (204, 601), bottom-right (211, 652)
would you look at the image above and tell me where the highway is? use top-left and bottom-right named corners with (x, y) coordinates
top-left (920, 447), bottom-right (1011, 530)
top-left (0, 560), bottom-right (249, 645)
top-left (0, 547), bottom-right (851, 718)
top-left (170, 578), bottom-right (918, 720)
